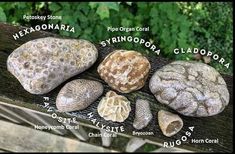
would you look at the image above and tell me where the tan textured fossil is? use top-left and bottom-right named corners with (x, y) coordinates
top-left (56, 79), bottom-right (103, 112)
top-left (133, 99), bottom-right (152, 130)
top-left (97, 50), bottom-right (151, 93)
top-left (149, 61), bottom-right (229, 117)
top-left (158, 110), bottom-right (183, 137)
top-left (97, 90), bottom-right (131, 122)
top-left (7, 37), bottom-right (98, 94)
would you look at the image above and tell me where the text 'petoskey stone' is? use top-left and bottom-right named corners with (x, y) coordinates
top-left (7, 37), bottom-right (98, 94)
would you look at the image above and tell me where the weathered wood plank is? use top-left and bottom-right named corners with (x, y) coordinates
top-left (0, 23), bottom-right (233, 152)
top-left (0, 120), bottom-right (116, 152)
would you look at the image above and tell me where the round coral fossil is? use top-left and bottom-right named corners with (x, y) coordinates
top-left (97, 90), bottom-right (131, 122)
top-left (56, 79), bottom-right (103, 112)
top-left (97, 50), bottom-right (151, 93)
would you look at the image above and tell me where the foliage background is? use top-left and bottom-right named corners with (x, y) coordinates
top-left (0, 2), bottom-right (233, 75)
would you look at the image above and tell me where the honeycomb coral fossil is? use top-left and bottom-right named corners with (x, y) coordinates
top-left (97, 91), bottom-right (131, 122)
top-left (7, 37), bottom-right (98, 94)
top-left (149, 61), bottom-right (229, 117)
top-left (56, 79), bottom-right (103, 112)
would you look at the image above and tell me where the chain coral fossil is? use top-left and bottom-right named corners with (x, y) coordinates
top-left (56, 79), bottom-right (103, 112)
top-left (97, 50), bottom-right (151, 93)
top-left (158, 110), bottom-right (183, 137)
top-left (149, 61), bottom-right (230, 117)
top-left (7, 37), bottom-right (98, 94)
top-left (97, 90), bottom-right (131, 122)
top-left (133, 99), bottom-right (153, 130)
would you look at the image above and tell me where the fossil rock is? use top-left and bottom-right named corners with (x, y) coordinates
top-left (56, 79), bottom-right (103, 112)
top-left (97, 50), bottom-right (151, 93)
top-left (133, 99), bottom-right (153, 130)
top-left (158, 110), bottom-right (183, 137)
top-left (97, 90), bottom-right (131, 122)
top-left (149, 61), bottom-right (229, 117)
top-left (7, 37), bottom-right (98, 94)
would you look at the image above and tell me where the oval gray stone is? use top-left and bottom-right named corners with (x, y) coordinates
top-left (56, 79), bottom-right (103, 112)
top-left (149, 61), bottom-right (230, 117)
top-left (7, 37), bottom-right (98, 94)
top-left (133, 99), bottom-right (152, 130)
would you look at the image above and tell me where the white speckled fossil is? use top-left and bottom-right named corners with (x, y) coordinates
top-left (149, 61), bottom-right (229, 117)
top-left (7, 37), bottom-right (98, 94)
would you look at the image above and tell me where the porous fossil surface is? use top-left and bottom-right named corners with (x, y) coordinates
top-left (133, 99), bottom-right (153, 130)
top-left (56, 79), bottom-right (103, 112)
top-left (149, 61), bottom-right (229, 117)
top-left (97, 90), bottom-right (131, 122)
top-left (97, 50), bottom-right (151, 93)
top-left (7, 37), bottom-right (98, 94)
top-left (158, 110), bottom-right (183, 137)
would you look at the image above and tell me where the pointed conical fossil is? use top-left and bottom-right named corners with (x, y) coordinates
top-left (158, 110), bottom-right (183, 137)
top-left (133, 99), bottom-right (152, 130)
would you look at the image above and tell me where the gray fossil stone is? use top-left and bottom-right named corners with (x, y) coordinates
top-left (7, 37), bottom-right (98, 94)
top-left (149, 61), bottom-right (229, 117)
top-left (133, 99), bottom-right (153, 130)
top-left (56, 79), bottom-right (103, 112)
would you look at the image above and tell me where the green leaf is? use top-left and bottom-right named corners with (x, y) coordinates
top-left (126, 2), bottom-right (132, 6)
top-left (178, 39), bottom-right (188, 48)
top-left (36, 2), bottom-right (45, 10)
top-left (59, 2), bottom-right (70, 10)
top-left (59, 30), bottom-right (71, 37)
top-left (104, 2), bottom-right (119, 11)
top-left (49, 3), bottom-right (61, 12)
top-left (89, 2), bottom-right (98, 9)
top-left (121, 18), bottom-right (131, 27)
top-left (17, 2), bottom-right (27, 9)
top-left (89, 2), bottom-right (119, 19)
top-left (96, 4), bottom-right (109, 20)
top-left (0, 7), bottom-right (7, 22)
top-left (77, 11), bottom-right (87, 22)
top-left (77, 3), bottom-right (90, 15)
top-left (54, 10), bottom-right (62, 16)
top-left (150, 6), bottom-right (158, 18)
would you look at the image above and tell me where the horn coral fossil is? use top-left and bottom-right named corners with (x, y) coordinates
top-left (158, 110), bottom-right (183, 137)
